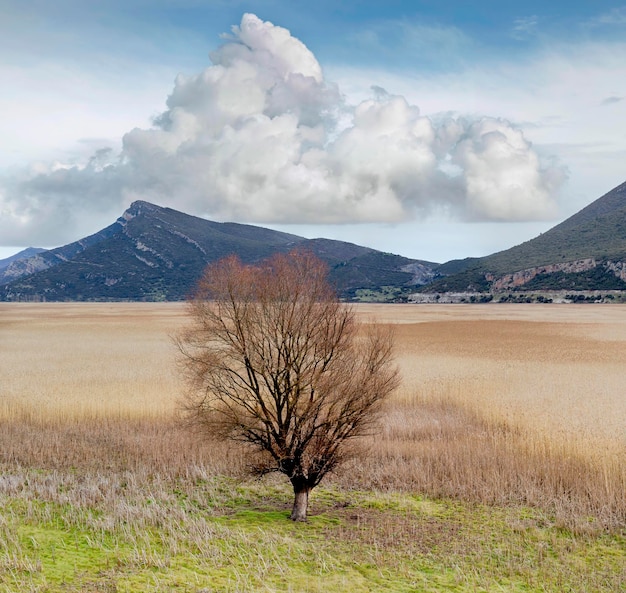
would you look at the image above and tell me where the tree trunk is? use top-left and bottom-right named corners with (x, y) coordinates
top-left (290, 482), bottom-right (310, 522)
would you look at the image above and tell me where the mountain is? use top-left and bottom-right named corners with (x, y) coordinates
top-left (7, 180), bottom-right (625, 302)
top-left (0, 201), bottom-right (436, 302)
top-left (0, 224), bottom-right (122, 286)
top-left (0, 247), bottom-right (47, 274)
top-left (423, 180), bottom-right (626, 293)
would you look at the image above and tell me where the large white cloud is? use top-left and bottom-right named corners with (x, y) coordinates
top-left (454, 119), bottom-right (565, 221)
top-left (0, 13), bottom-right (566, 246)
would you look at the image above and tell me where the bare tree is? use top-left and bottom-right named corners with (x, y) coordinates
top-left (176, 250), bottom-right (398, 521)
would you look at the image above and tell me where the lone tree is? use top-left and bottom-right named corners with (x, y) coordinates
top-left (177, 250), bottom-right (398, 521)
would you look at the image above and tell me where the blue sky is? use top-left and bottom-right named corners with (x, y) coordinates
top-left (1, 1), bottom-right (625, 262)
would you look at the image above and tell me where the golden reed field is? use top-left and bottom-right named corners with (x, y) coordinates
top-left (1, 302), bottom-right (625, 529)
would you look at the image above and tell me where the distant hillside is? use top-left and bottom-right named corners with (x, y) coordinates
top-left (7, 180), bottom-right (625, 302)
top-left (0, 201), bottom-right (436, 302)
top-left (423, 181), bottom-right (626, 293)
top-left (0, 223), bottom-right (122, 286)
top-left (0, 247), bottom-right (47, 273)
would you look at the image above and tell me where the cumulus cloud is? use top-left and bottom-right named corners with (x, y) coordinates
top-left (453, 119), bottom-right (564, 220)
top-left (0, 13), bottom-right (566, 246)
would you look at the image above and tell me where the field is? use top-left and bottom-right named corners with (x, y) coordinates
top-left (0, 303), bottom-right (625, 592)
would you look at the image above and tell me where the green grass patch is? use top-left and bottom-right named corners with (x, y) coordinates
top-left (1, 473), bottom-right (624, 592)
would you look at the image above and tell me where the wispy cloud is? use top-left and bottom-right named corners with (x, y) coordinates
top-left (511, 15), bottom-right (539, 40)
top-left (347, 19), bottom-right (474, 71)
top-left (589, 7), bottom-right (626, 26)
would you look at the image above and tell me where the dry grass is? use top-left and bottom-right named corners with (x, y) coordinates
top-left (0, 303), bottom-right (185, 422)
top-left (1, 303), bottom-right (625, 531)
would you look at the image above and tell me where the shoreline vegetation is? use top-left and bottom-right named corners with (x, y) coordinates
top-left (1, 303), bottom-right (624, 592)
top-left (407, 289), bottom-right (626, 304)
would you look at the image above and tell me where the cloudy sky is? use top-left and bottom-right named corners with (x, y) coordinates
top-left (1, 1), bottom-right (625, 263)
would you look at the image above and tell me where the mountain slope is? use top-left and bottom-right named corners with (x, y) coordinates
top-left (0, 247), bottom-right (47, 274)
top-left (482, 180), bottom-right (626, 273)
top-left (0, 224), bottom-right (122, 286)
top-left (425, 181), bottom-right (626, 292)
top-left (1, 201), bottom-right (434, 301)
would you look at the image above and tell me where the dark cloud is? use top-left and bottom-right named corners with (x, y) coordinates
top-left (601, 96), bottom-right (623, 106)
